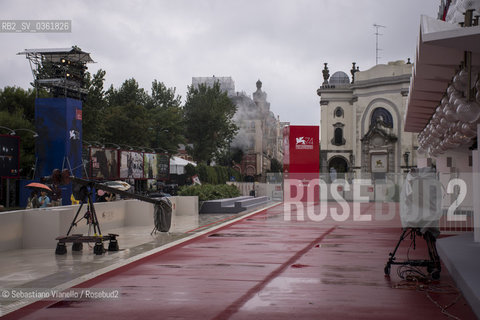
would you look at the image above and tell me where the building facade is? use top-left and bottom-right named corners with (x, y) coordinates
top-left (191, 77), bottom-right (286, 180)
top-left (317, 60), bottom-right (418, 179)
top-left (230, 80), bottom-right (287, 180)
top-left (191, 76), bottom-right (235, 97)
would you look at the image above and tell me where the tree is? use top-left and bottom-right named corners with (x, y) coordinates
top-left (147, 80), bottom-right (185, 154)
top-left (216, 147), bottom-right (243, 167)
top-left (102, 102), bottom-right (151, 146)
top-left (0, 110), bottom-right (36, 177)
top-left (0, 86), bottom-right (42, 122)
top-left (103, 78), bottom-right (152, 146)
top-left (0, 86), bottom-right (47, 177)
top-left (106, 78), bottom-right (149, 107)
top-left (184, 82), bottom-right (238, 164)
top-left (269, 158), bottom-right (283, 173)
top-left (82, 69), bottom-right (107, 141)
top-left (147, 80), bottom-right (182, 110)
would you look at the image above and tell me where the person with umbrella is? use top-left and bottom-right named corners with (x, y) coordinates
top-left (38, 190), bottom-right (51, 208)
top-left (25, 183), bottom-right (52, 208)
top-left (26, 190), bottom-right (39, 209)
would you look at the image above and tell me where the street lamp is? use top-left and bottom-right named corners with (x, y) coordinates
top-left (0, 125), bottom-right (15, 134)
top-left (11, 128), bottom-right (39, 138)
top-left (103, 142), bottom-right (121, 150)
top-left (131, 146), bottom-right (155, 153)
top-left (120, 144), bottom-right (134, 151)
top-left (141, 147), bottom-right (155, 153)
top-left (83, 140), bottom-right (103, 149)
top-left (154, 147), bottom-right (168, 153)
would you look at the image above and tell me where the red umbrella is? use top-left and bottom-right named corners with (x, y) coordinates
top-left (25, 183), bottom-right (52, 192)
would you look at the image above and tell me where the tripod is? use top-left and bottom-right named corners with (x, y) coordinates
top-left (55, 186), bottom-right (118, 255)
top-left (384, 228), bottom-right (441, 280)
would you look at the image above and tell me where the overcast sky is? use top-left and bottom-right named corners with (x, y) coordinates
top-left (1, 0), bottom-right (440, 125)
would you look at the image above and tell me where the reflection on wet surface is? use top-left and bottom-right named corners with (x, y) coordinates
top-left (0, 204), bottom-right (277, 315)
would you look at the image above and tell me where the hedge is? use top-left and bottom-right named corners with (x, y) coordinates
top-left (178, 184), bottom-right (240, 201)
top-left (185, 163), bottom-right (242, 185)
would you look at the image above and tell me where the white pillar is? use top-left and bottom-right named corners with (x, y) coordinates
top-left (474, 124), bottom-right (480, 242)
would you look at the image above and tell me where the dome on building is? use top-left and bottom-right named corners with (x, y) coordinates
top-left (329, 71), bottom-right (350, 85)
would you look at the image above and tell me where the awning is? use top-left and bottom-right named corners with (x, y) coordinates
top-left (169, 156), bottom-right (196, 175)
top-left (404, 15), bottom-right (480, 132)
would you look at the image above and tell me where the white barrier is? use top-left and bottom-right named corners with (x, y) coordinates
top-left (0, 196), bottom-right (198, 251)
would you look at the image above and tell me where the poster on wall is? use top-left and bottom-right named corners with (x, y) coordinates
top-left (147, 179), bottom-right (157, 191)
top-left (371, 154), bottom-right (388, 173)
top-left (144, 153), bottom-right (158, 179)
top-left (0, 135), bottom-right (20, 178)
top-left (157, 154), bottom-right (169, 180)
top-left (119, 151), bottom-right (144, 179)
top-left (90, 147), bottom-right (119, 179)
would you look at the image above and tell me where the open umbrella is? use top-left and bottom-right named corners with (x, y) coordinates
top-left (25, 182), bottom-right (52, 192)
top-left (103, 181), bottom-right (131, 192)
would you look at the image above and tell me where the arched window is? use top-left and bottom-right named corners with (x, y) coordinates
top-left (334, 128), bottom-right (343, 145)
top-left (334, 107), bottom-right (344, 118)
top-left (370, 107), bottom-right (393, 128)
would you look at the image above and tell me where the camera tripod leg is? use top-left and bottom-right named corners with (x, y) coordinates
top-left (88, 194), bottom-right (102, 236)
top-left (385, 228), bottom-right (410, 275)
top-left (66, 202), bottom-right (84, 236)
top-left (424, 231), bottom-right (441, 279)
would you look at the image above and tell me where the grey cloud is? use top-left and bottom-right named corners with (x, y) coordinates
top-left (1, 0), bottom-right (439, 125)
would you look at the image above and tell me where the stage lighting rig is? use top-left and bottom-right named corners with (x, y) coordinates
top-left (18, 46), bottom-right (94, 101)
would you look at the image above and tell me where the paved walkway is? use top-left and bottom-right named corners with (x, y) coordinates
top-left (1, 202), bottom-right (477, 319)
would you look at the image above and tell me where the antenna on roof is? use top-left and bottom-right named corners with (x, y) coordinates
top-left (373, 24), bottom-right (386, 65)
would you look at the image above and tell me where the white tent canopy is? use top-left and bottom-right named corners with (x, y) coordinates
top-left (169, 156), bottom-right (196, 175)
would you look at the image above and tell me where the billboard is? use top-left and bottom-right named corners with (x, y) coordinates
top-left (119, 151), bottom-right (143, 179)
top-left (283, 125), bottom-right (320, 174)
top-left (144, 153), bottom-right (158, 179)
top-left (0, 135), bottom-right (20, 178)
top-left (35, 98), bottom-right (83, 178)
top-left (90, 147), bottom-right (119, 179)
top-left (283, 126), bottom-right (320, 202)
top-left (157, 154), bottom-right (170, 180)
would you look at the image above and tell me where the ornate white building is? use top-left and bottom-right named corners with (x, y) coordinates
top-left (317, 60), bottom-right (418, 179)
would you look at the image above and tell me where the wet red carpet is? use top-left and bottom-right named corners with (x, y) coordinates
top-left (3, 203), bottom-right (476, 319)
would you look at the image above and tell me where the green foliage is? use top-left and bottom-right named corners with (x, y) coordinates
top-left (269, 158), bottom-right (283, 173)
top-left (83, 69), bottom-right (107, 141)
top-left (97, 78), bottom-right (185, 152)
top-left (102, 102), bottom-right (151, 146)
top-left (0, 86), bottom-right (44, 122)
top-left (147, 80), bottom-right (185, 154)
top-left (184, 163), bottom-right (197, 177)
top-left (184, 82), bottom-right (238, 163)
top-left (0, 70), bottom-right (188, 177)
top-left (216, 147), bottom-right (244, 167)
top-left (228, 167), bottom-right (242, 182)
top-left (197, 163), bottom-right (209, 183)
top-left (185, 163), bottom-right (241, 184)
top-left (178, 183), bottom-right (240, 201)
top-left (147, 80), bottom-right (182, 110)
top-left (0, 110), bottom-right (36, 176)
top-left (106, 78), bottom-right (149, 107)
